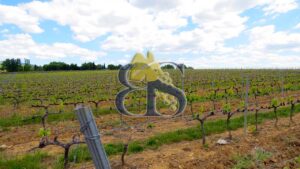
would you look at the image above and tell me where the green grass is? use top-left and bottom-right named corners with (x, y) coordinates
top-left (232, 148), bottom-right (272, 169)
top-left (295, 155), bottom-right (300, 164)
top-left (0, 107), bottom-right (119, 128)
top-left (0, 152), bottom-right (49, 169)
top-left (0, 104), bottom-right (154, 128)
top-left (232, 155), bottom-right (253, 169)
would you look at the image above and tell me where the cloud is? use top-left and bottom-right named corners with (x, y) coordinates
top-left (20, 0), bottom-right (287, 46)
top-left (249, 25), bottom-right (300, 53)
top-left (0, 0), bottom-right (299, 67)
top-left (295, 23), bottom-right (300, 29)
top-left (23, 0), bottom-right (151, 42)
top-left (173, 24), bottom-right (300, 68)
top-left (0, 34), bottom-right (105, 61)
top-left (0, 4), bottom-right (42, 33)
top-left (262, 0), bottom-right (298, 15)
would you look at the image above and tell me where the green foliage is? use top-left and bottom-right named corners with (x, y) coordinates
top-left (271, 98), bottom-right (279, 107)
top-left (1, 58), bottom-right (22, 72)
top-left (287, 96), bottom-right (295, 103)
top-left (186, 94), bottom-right (198, 103)
top-left (238, 101), bottom-right (245, 110)
top-left (250, 86), bottom-right (259, 95)
top-left (207, 91), bottom-right (217, 100)
top-left (81, 62), bottom-right (96, 70)
top-left (147, 123), bottom-right (155, 129)
top-left (38, 128), bottom-right (51, 137)
top-left (196, 105), bottom-right (206, 116)
top-left (222, 103), bottom-right (231, 113)
top-left (227, 88), bottom-right (234, 96)
top-left (161, 64), bottom-right (175, 69)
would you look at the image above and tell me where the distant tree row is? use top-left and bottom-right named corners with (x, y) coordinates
top-left (0, 59), bottom-right (193, 72)
top-left (0, 58), bottom-right (122, 72)
top-left (161, 64), bottom-right (194, 70)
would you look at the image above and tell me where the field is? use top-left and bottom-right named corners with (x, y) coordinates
top-left (0, 69), bottom-right (300, 169)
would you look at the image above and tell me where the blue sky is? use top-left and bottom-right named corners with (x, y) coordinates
top-left (0, 0), bottom-right (300, 68)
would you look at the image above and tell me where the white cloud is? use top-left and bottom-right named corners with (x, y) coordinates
top-left (295, 23), bottom-right (300, 29)
top-left (23, 0), bottom-right (151, 42)
top-left (2, 0), bottom-right (296, 52)
top-left (0, 34), bottom-right (105, 61)
top-left (19, 0), bottom-right (256, 46)
top-left (0, 0), bottom-right (299, 67)
top-left (249, 25), bottom-right (300, 53)
top-left (262, 0), bottom-right (298, 15)
top-left (173, 24), bottom-right (300, 68)
top-left (0, 4), bottom-right (42, 33)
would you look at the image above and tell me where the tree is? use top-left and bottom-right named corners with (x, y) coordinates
top-left (33, 65), bottom-right (43, 71)
top-left (1, 58), bottom-right (22, 72)
top-left (96, 63), bottom-right (106, 70)
top-left (23, 59), bottom-right (32, 71)
top-left (43, 62), bottom-right (70, 71)
top-left (69, 64), bottom-right (80, 70)
top-left (107, 64), bottom-right (121, 70)
top-left (161, 64), bottom-right (175, 69)
top-left (81, 62), bottom-right (96, 70)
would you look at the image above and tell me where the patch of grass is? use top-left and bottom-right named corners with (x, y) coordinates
top-left (232, 148), bottom-right (272, 169)
top-left (295, 155), bottom-right (300, 164)
top-left (232, 155), bottom-right (253, 169)
top-left (0, 107), bottom-right (118, 128)
top-left (104, 143), bottom-right (124, 156)
top-left (128, 142), bottom-right (144, 153)
top-left (203, 143), bottom-right (209, 149)
top-left (147, 123), bottom-right (155, 129)
top-left (253, 148), bottom-right (272, 162)
top-left (0, 152), bottom-right (49, 169)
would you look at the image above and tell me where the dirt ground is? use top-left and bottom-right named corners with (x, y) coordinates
top-left (94, 113), bottom-right (300, 169)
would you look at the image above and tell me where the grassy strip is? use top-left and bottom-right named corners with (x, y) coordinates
top-left (1, 104), bottom-right (299, 169)
top-left (0, 108), bottom-right (118, 128)
top-left (0, 103), bottom-right (172, 128)
top-left (64, 104), bottom-right (300, 166)
top-left (0, 152), bottom-right (49, 169)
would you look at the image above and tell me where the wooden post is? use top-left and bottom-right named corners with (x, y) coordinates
top-left (75, 105), bottom-right (111, 169)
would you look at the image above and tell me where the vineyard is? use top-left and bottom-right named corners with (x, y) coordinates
top-left (0, 69), bottom-right (300, 169)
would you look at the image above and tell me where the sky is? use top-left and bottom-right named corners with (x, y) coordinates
top-left (0, 0), bottom-right (300, 68)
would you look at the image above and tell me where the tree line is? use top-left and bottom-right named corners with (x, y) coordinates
top-left (0, 58), bottom-right (193, 72)
top-left (0, 58), bottom-right (122, 72)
